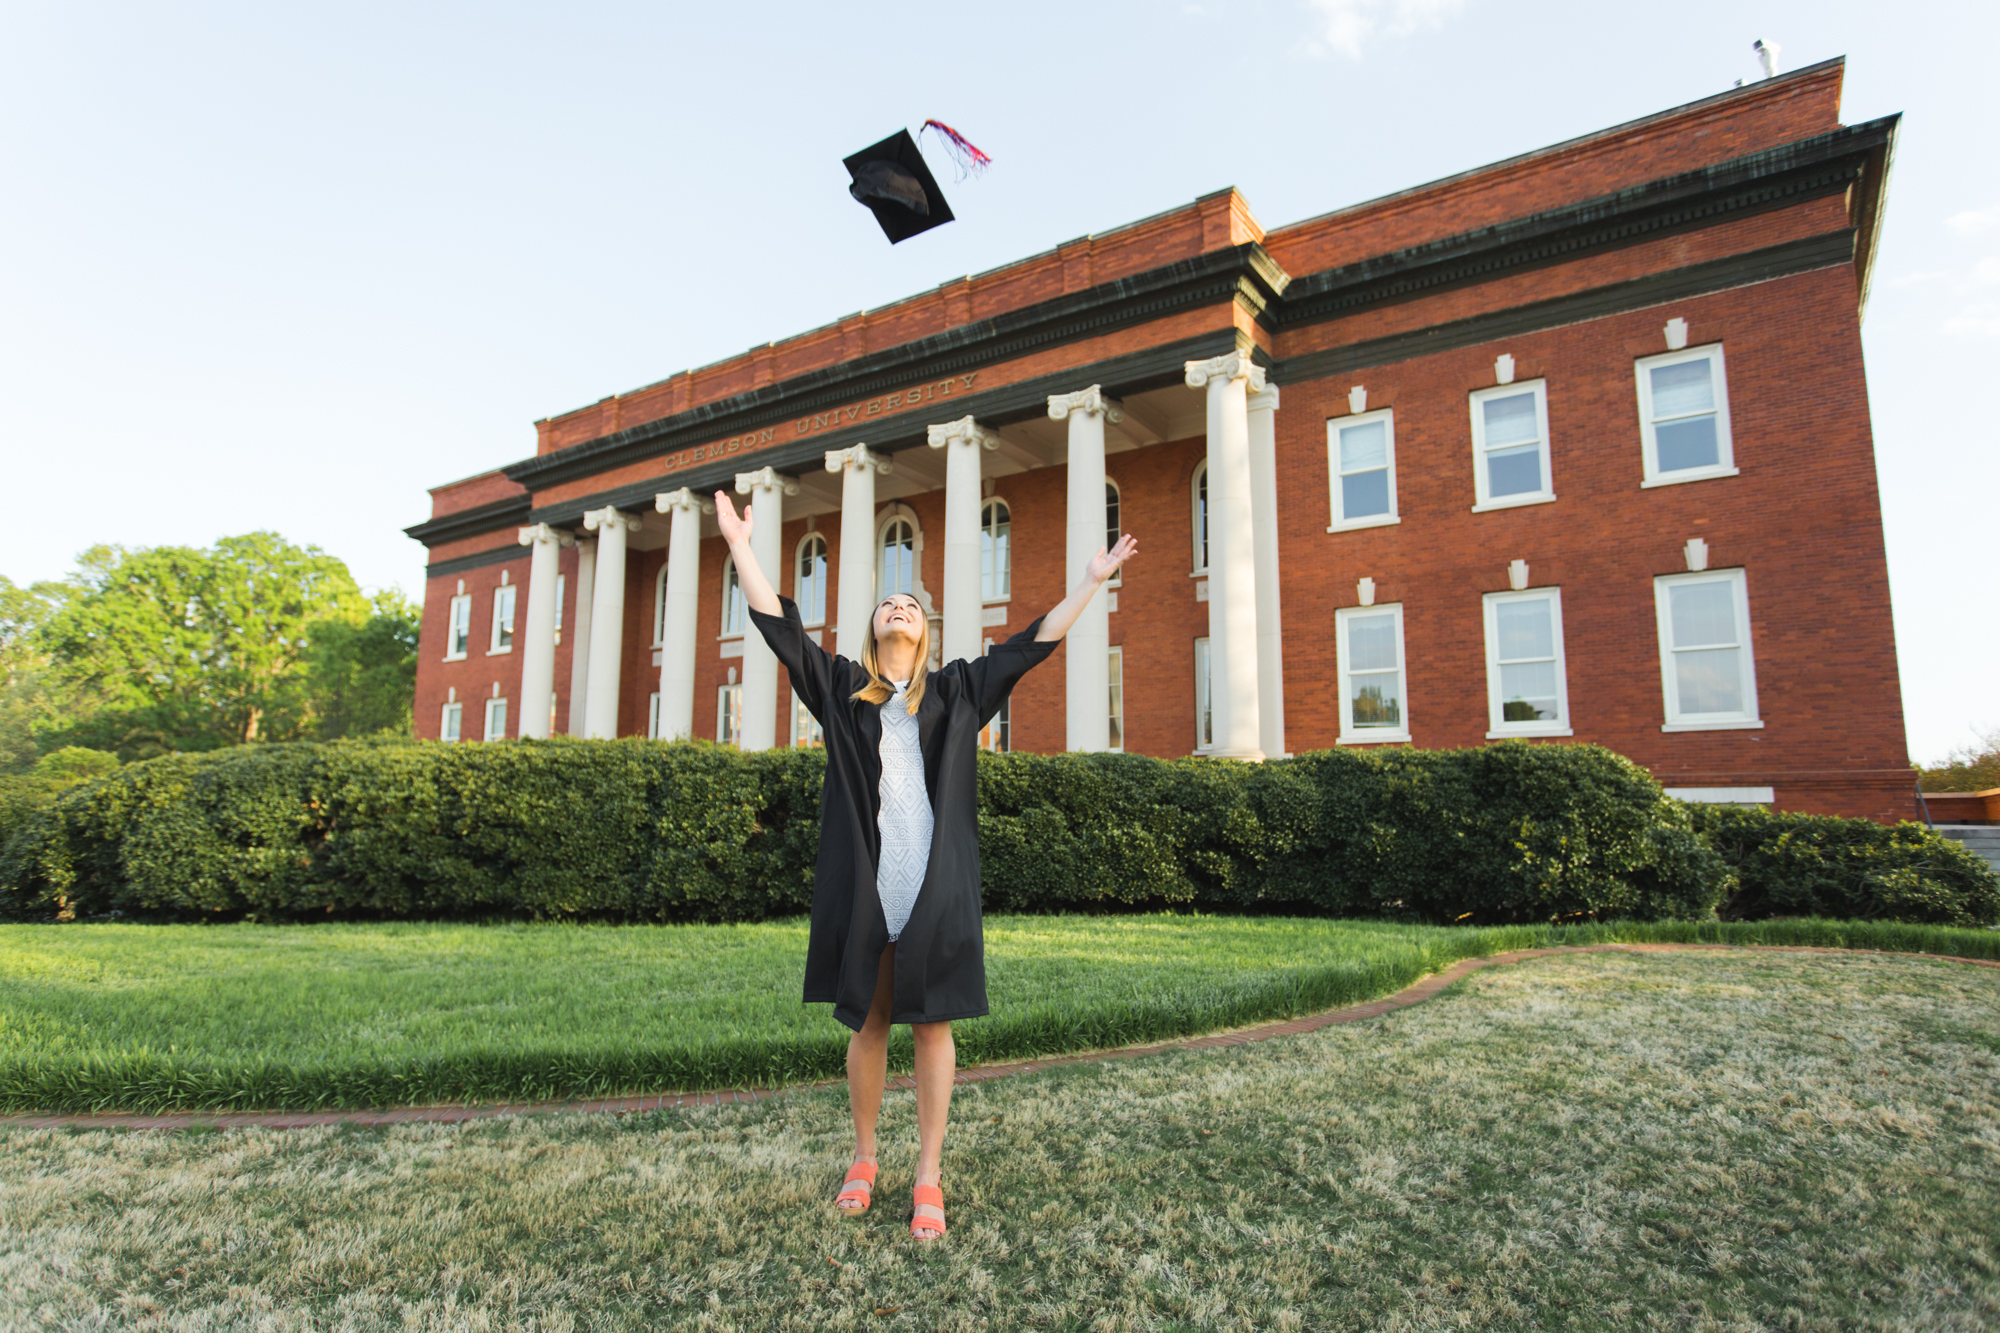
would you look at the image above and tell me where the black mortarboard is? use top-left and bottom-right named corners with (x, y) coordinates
top-left (844, 129), bottom-right (954, 244)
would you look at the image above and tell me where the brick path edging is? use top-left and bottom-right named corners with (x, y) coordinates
top-left (7, 943), bottom-right (1994, 1132)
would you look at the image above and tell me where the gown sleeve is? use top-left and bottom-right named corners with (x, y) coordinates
top-left (954, 616), bottom-right (1060, 727)
top-left (747, 596), bottom-right (841, 724)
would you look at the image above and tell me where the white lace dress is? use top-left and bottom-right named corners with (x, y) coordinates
top-left (875, 681), bottom-right (934, 942)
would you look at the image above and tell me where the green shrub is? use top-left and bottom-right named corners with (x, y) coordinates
top-left (1688, 805), bottom-right (2000, 927)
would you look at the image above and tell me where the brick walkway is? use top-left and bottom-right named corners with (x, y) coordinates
top-left (6, 942), bottom-right (1994, 1133)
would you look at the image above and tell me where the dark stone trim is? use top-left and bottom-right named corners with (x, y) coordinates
top-left (503, 247), bottom-right (1285, 492)
top-left (403, 496), bottom-right (531, 546)
top-left (423, 543), bottom-right (524, 581)
top-left (525, 330), bottom-right (1252, 531)
top-left (1273, 230), bottom-right (1854, 384)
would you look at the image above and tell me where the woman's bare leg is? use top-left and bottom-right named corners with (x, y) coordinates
top-left (910, 1018), bottom-right (955, 1236)
top-left (840, 943), bottom-right (896, 1207)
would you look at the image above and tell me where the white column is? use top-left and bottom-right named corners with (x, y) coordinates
top-left (734, 466), bottom-right (800, 750)
top-left (825, 443), bottom-right (893, 659)
top-left (1246, 384), bottom-right (1286, 760)
top-left (1186, 351), bottom-right (1265, 761)
top-left (652, 487), bottom-right (713, 741)
top-left (1049, 386), bottom-right (1122, 752)
top-left (565, 535), bottom-right (596, 735)
top-left (514, 523), bottom-right (573, 739)
top-left (925, 415), bottom-right (1001, 666)
top-left (581, 506), bottom-right (641, 739)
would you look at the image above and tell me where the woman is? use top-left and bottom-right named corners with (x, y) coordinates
top-left (716, 490), bottom-right (1136, 1240)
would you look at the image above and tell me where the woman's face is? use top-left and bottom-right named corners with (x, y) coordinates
top-left (872, 595), bottom-right (924, 645)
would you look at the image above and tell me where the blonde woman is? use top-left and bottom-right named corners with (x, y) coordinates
top-left (716, 490), bottom-right (1136, 1240)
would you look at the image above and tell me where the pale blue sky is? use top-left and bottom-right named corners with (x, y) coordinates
top-left (2, 1), bottom-right (1992, 762)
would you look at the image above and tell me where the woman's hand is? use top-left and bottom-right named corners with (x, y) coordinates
top-left (714, 491), bottom-right (753, 548)
top-left (1087, 534), bottom-right (1139, 585)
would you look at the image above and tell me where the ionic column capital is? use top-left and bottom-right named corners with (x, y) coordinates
top-left (1184, 351), bottom-right (1267, 393)
top-left (824, 443), bottom-right (893, 475)
top-left (1047, 385), bottom-right (1124, 423)
top-left (1247, 384), bottom-right (1281, 413)
top-left (926, 415), bottom-right (1002, 451)
top-left (734, 467), bottom-right (801, 497)
top-left (517, 522), bottom-right (576, 549)
top-left (654, 487), bottom-right (715, 516)
top-left (581, 506), bottom-right (642, 534)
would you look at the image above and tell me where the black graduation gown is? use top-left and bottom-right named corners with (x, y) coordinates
top-left (747, 596), bottom-right (1057, 1030)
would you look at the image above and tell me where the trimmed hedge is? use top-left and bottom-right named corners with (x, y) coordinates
top-left (1, 737), bottom-right (1991, 927)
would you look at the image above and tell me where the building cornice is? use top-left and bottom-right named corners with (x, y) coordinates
top-left (403, 494), bottom-right (531, 546)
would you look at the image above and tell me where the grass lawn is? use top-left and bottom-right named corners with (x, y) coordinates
top-left (3, 948), bottom-right (1995, 1330)
top-left (3, 915), bottom-right (1998, 1113)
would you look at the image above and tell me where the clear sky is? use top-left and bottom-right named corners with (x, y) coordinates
top-left (2, 0), bottom-right (1992, 764)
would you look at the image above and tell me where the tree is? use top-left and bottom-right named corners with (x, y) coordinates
top-left (303, 589), bottom-right (421, 738)
top-left (0, 576), bottom-right (66, 774)
top-left (1919, 726), bottom-right (2000, 794)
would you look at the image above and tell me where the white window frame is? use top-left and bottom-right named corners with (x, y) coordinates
top-left (719, 557), bottom-right (746, 639)
top-left (716, 684), bottom-right (743, 747)
top-left (1468, 380), bottom-right (1556, 512)
top-left (652, 565), bottom-right (669, 646)
top-left (648, 691), bottom-right (661, 739)
top-left (795, 533), bottom-right (829, 627)
top-left (445, 594), bottom-right (472, 661)
top-left (793, 693), bottom-right (824, 748)
top-left (1482, 588), bottom-right (1574, 739)
top-left (1190, 463), bottom-right (1209, 576)
top-left (878, 513), bottom-right (919, 600)
top-left (483, 696), bottom-right (508, 742)
top-left (1326, 408), bottom-right (1400, 532)
top-left (1654, 568), bottom-right (1763, 731)
top-left (1104, 479), bottom-right (1123, 589)
top-left (1636, 344), bottom-right (1737, 487)
top-left (980, 499), bottom-right (1011, 603)
top-left (553, 574), bottom-right (566, 645)
top-left (488, 584), bottom-right (516, 654)
top-left (1335, 603), bottom-right (1412, 745)
top-left (1108, 645), bottom-right (1125, 753)
top-left (439, 701), bottom-right (462, 743)
top-left (1193, 636), bottom-right (1213, 751)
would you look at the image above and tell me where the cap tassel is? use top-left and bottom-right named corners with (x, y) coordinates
top-left (921, 119), bottom-right (992, 178)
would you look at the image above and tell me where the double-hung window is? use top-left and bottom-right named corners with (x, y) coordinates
top-left (1105, 482), bottom-right (1123, 588)
top-left (489, 584), bottom-right (515, 654)
top-left (720, 558), bottom-right (746, 637)
top-left (795, 535), bottom-right (828, 626)
top-left (1107, 646), bottom-right (1125, 752)
top-left (1636, 346), bottom-right (1736, 485)
top-left (439, 701), bottom-right (462, 742)
top-left (1328, 409), bottom-right (1398, 530)
top-left (445, 595), bottom-right (472, 660)
top-left (1193, 637), bottom-right (1213, 750)
top-left (553, 574), bottom-right (566, 645)
top-left (980, 500), bottom-right (1010, 601)
top-left (980, 695), bottom-right (1010, 752)
top-left (483, 696), bottom-right (508, 742)
top-left (1654, 569), bottom-right (1762, 730)
top-left (1336, 605), bottom-right (1411, 744)
top-left (1469, 381), bottom-right (1554, 510)
top-left (648, 691), bottom-right (661, 740)
top-left (1482, 589), bottom-right (1572, 738)
top-left (717, 684), bottom-right (743, 747)
top-left (793, 693), bottom-right (824, 748)
top-left (1190, 464), bottom-right (1209, 575)
top-left (879, 518), bottom-right (916, 598)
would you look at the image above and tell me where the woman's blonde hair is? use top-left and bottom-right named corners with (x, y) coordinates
top-left (851, 595), bottom-right (931, 715)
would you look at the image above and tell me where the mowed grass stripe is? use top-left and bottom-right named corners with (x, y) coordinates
top-left (2, 915), bottom-right (1996, 1113)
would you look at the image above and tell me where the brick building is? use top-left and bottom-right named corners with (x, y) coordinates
top-left (406, 58), bottom-right (1913, 820)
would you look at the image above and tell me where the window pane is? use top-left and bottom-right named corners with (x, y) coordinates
top-left (1669, 581), bottom-right (1737, 647)
top-left (880, 520), bottom-right (914, 597)
top-left (485, 700), bottom-right (507, 741)
top-left (1346, 613), bottom-right (1398, 671)
top-left (1195, 468), bottom-right (1208, 569)
top-left (1650, 359), bottom-right (1715, 417)
top-left (1499, 661), bottom-right (1560, 720)
top-left (1495, 598), bottom-right (1554, 660)
top-left (1339, 420), bottom-right (1387, 472)
top-left (723, 562), bottom-right (746, 635)
top-left (1342, 468), bottom-right (1390, 520)
top-left (1654, 416), bottom-right (1719, 472)
top-left (1482, 393), bottom-right (1539, 446)
top-left (797, 538), bottom-right (827, 623)
top-left (1486, 444), bottom-right (1542, 497)
top-left (1675, 647), bottom-right (1744, 714)
top-left (1105, 483), bottom-right (1120, 551)
top-left (1194, 638), bottom-right (1212, 747)
top-left (1107, 649), bottom-right (1123, 752)
top-left (981, 503), bottom-right (1010, 600)
top-left (1351, 675), bottom-right (1402, 728)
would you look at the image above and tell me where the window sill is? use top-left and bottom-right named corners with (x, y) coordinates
top-left (1470, 494), bottom-right (1557, 514)
top-left (442, 653), bottom-right (468, 663)
top-left (1338, 731), bottom-right (1413, 746)
top-left (716, 633), bottom-right (745, 643)
top-left (486, 646), bottom-right (513, 656)
top-left (1189, 568), bottom-right (1208, 579)
top-left (1642, 466), bottom-right (1739, 489)
top-left (1486, 727), bottom-right (1574, 739)
top-left (1328, 514), bottom-right (1400, 533)
top-left (1661, 719), bottom-right (1764, 732)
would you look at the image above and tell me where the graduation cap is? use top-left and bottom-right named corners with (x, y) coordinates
top-left (844, 129), bottom-right (954, 244)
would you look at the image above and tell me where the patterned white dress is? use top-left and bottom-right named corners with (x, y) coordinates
top-left (875, 681), bottom-right (934, 942)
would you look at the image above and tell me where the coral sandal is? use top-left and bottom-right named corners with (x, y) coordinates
top-left (910, 1182), bottom-right (947, 1240)
top-left (834, 1160), bottom-right (876, 1215)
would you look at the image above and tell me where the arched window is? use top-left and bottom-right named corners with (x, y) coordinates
top-left (1191, 462), bottom-right (1209, 574)
top-left (980, 499), bottom-right (1010, 601)
top-left (794, 534), bottom-right (828, 626)
top-left (652, 564), bottom-right (669, 646)
top-left (878, 517), bottom-right (916, 599)
top-left (720, 557), bottom-right (746, 636)
top-left (1105, 480), bottom-right (1122, 588)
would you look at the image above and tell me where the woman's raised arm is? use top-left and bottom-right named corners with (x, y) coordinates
top-left (1035, 534), bottom-right (1138, 642)
top-left (714, 492), bottom-right (782, 617)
